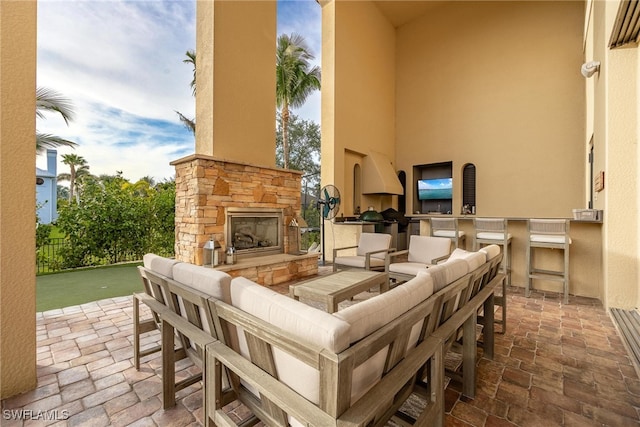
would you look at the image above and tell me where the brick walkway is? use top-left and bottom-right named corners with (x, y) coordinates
top-left (2, 283), bottom-right (640, 426)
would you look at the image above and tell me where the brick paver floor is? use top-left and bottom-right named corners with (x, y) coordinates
top-left (2, 277), bottom-right (640, 426)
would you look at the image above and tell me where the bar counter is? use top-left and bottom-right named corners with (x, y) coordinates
top-left (408, 215), bottom-right (603, 300)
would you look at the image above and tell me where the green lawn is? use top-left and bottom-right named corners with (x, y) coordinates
top-left (37, 263), bottom-right (144, 312)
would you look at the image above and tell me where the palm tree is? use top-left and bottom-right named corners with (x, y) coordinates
top-left (58, 154), bottom-right (89, 202)
top-left (176, 50), bottom-right (196, 135)
top-left (36, 87), bottom-right (77, 153)
top-left (276, 33), bottom-right (321, 169)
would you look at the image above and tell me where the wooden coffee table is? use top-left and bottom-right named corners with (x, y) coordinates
top-left (289, 270), bottom-right (389, 313)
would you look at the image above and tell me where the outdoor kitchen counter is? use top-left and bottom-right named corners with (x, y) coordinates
top-left (408, 215), bottom-right (603, 299)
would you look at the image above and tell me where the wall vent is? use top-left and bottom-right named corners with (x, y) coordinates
top-left (609, 0), bottom-right (640, 48)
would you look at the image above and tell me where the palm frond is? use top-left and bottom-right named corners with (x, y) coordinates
top-left (36, 133), bottom-right (78, 154)
top-left (175, 111), bottom-right (196, 134)
top-left (36, 87), bottom-right (75, 124)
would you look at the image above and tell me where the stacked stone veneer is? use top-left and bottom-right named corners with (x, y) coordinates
top-left (171, 154), bottom-right (317, 286)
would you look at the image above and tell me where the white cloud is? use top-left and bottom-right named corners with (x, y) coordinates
top-left (37, 0), bottom-right (322, 182)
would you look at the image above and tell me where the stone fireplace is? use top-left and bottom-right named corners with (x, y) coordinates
top-left (170, 154), bottom-right (318, 286)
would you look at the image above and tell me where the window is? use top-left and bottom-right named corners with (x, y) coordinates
top-left (462, 163), bottom-right (476, 213)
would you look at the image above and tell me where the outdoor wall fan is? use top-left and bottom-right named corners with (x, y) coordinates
top-left (318, 184), bottom-right (341, 264)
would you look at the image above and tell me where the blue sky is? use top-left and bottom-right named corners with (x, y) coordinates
top-left (36, 0), bottom-right (321, 182)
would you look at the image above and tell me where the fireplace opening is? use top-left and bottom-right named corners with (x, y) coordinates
top-left (226, 208), bottom-right (284, 258)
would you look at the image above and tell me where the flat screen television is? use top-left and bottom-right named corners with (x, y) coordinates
top-left (417, 178), bottom-right (453, 200)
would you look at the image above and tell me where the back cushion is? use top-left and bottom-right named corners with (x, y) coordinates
top-left (230, 277), bottom-right (350, 405)
top-left (480, 244), bottom-right (501, 261)
top-left (357, 233), bottom-right (392, 260)
top-left (143, 253), bottom-right (179, 279)
top-left (333, 272), bottom-right (434, 403)
top-left (407, 235), bottom-right (452, 264)
top-left (173, 263), bottom-right (232, 303)
top-left (448, 248), bottom-right (486, 271)
top-left (428, 258), bottom-right (469, 291)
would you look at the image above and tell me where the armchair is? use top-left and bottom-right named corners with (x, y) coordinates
top-left (332, 232), bottom-right (392, 271)
top-left (385, 235), bottom-right (452, 285)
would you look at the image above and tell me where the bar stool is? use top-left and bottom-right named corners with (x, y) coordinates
top-left (526, 219), bottom-right (571, 304)
top-left (430, 217), bottom-right (465, 249)
top-left (474, 218), bottom-right (511, 333)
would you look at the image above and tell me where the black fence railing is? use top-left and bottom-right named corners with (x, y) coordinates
top-left (36, 238), bottom-right (173, 275)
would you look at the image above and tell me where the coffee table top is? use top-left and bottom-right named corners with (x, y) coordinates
top-left (291, 270), bottom-right (388, 299)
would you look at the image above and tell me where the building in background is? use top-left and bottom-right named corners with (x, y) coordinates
top-left (35, 149), bottom-right (57, 224)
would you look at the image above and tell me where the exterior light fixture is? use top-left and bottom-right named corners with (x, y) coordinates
top-left (581, 61), bottom-right (600, 78)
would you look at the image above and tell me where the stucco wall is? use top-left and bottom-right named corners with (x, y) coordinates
top-left (0, 0), bottom-right (38, 398)
top-left (321, 0), bottom-right (397, 215)
top-left (395, 1), bottom-right (586, 218)
top-left (591, 0), bottom-right (639, 310)
top-left (195, 0), bottom-right (276, 168)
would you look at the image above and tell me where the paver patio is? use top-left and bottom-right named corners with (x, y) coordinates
top-left (2, 274), bottom-right (639, 426)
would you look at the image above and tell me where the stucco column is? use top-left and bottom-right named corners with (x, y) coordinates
top-left (0, 0), bottom-right (38, 398)
top-left (195, 0), bottom-right (277, 168)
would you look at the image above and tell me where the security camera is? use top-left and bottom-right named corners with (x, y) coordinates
top-left (581, 61), bottom-right (600, 78)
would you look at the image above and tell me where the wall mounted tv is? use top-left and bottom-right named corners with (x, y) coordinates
top-left (417, 178), bottom-right (453, 201)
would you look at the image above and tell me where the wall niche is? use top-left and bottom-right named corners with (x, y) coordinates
top-left (413, 161), bottom-right (453, 214)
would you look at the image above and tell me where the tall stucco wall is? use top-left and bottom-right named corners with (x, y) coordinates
top-left (591, 0), bottom-right (639, 310)
top-left (395, 1), bottom-right (586, 217)
top-left (195, 0), bottom-right (276, 168)
top-left (321, 0), bottom-right (396, 215)
top-left (0, 0), bottom-right (38, 398)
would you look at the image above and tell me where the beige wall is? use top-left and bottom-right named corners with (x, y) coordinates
top-left (321, 0), bottom-right (397, 216)
top-left (589, 0), bottom-right (639, 309)
top-left (195, 0), bottom-right (276, 168)
top-left (395, 1), bottom-right (586, 218)
top-left (0, 0), bottom-right (38, 398)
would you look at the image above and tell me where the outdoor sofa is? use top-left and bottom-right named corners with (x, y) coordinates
top-left (134, 245), bottom-right (504, 427)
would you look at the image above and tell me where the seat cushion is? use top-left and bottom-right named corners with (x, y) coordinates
top-left (433, 230), bottom-right (466, 238)
top-left (389, 262), bottom-right (429, 276)
top-left (447, 248), bottom-right (486, 271)
top-left (476, 232), bottom-right (512, 241)
top-left (356, 232), bottom-right (392, 260)
top-left (173, 263), bottom-right (232, 303)
top-left (334, 256), bottom-right (386, 269)
top-left (143, 253), bottom-right (179, 279)
top-left (530, 234), bottom-right (572, 244)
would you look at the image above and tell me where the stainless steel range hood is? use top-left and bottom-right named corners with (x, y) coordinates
top-left (362, 151), bottom-right (404, 195)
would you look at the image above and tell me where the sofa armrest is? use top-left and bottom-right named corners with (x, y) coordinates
top-left (332, 245), bottom-right (358, 259)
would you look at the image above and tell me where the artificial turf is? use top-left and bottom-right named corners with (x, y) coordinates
top-left (36, 263), bottom-right (144, 312)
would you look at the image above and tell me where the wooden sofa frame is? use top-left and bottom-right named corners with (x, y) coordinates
top-left (133, 249), bottom-right (505, 427)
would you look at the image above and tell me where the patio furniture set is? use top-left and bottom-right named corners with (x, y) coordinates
top-left (133, 229), bottom-right (504, 427)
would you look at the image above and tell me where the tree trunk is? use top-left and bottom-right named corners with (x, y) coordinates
top-left (69, 167), bottom-right (76, 202)
top-left (282, 102), bottom-right (290, 170)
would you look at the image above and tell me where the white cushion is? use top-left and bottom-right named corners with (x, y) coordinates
top-left (407, 235), bottom-right (451, 264)
top-left (530, 234), bottom-right (571, 244)
top-left (479, 244), bottom-right (501, 261)
top-left (356, 233), bottom-right (392, 260)
top-left (476, 232), bottom-right (512, 241)
top-left (389, 262), bottom-right (429, 276)
top-left (334, 272), bottom-right (434, 343)
top-left (230, 277), bottom-right (351, 407)
top-left (173, 263), bottom-right (232, 303)
top-left (447, 248), bottom-right (486, 271)
top-left (333, 271), bottom-right (434, 403)
top-left (428, 259), bottom-right (469, 291)
top-left (143, 253), bottom-right (179, 279)
top-left (433, 230), bottom-right (466, 238)
top-left (334, 256), bottom-right (386, 269)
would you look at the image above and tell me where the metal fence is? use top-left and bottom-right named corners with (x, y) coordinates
top-left (36, 238), bottom-right (159, 275)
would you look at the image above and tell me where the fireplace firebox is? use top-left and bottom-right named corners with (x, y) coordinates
top-left (226, 207), bottom-right (284, 259)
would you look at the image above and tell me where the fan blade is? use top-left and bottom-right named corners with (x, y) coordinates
top-left (323, 203), bottom-right (331, 218)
